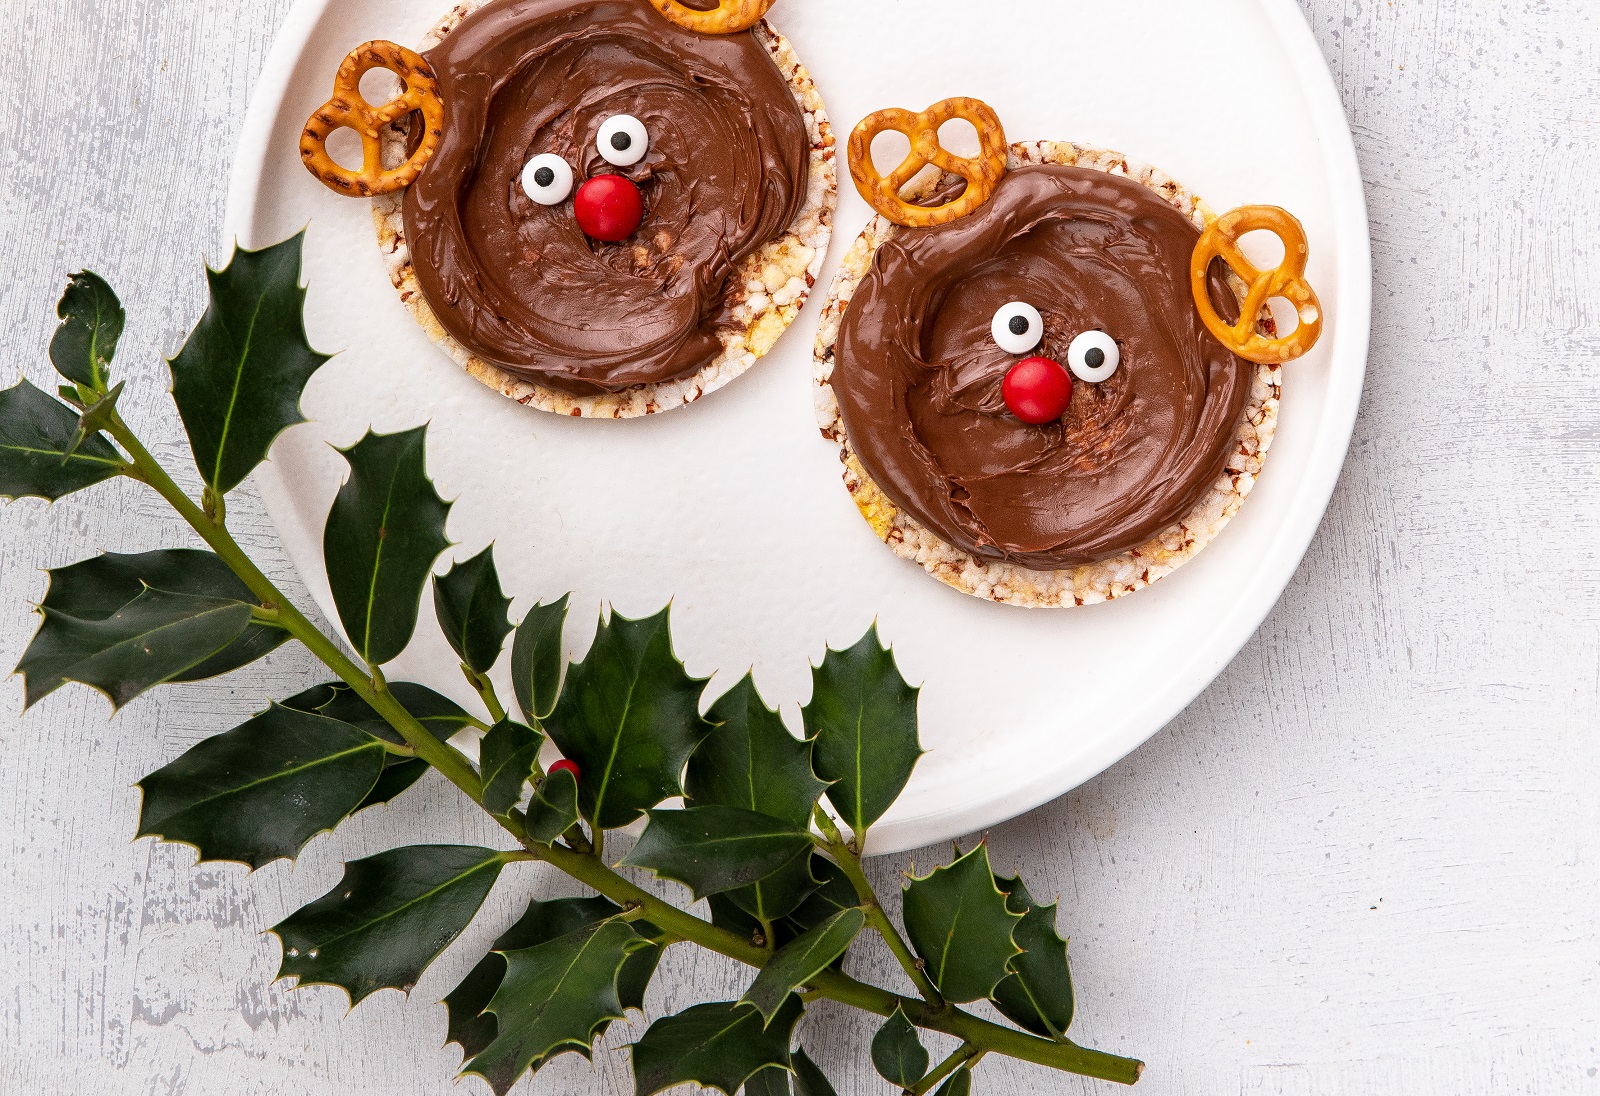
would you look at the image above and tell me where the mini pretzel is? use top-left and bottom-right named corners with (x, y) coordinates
top-left (300, 41), bottom-right (444, 198)
top-left (647, 0), bottom-right (776, 35)
top-left (848, 98), bottom-right (1009, 229)
top-left (1191, 206), bottom-right (1324, 364)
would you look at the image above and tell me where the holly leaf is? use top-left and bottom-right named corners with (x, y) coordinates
top-left (445, 896), bottom-right (661, 1071)
top-left (688, 675), bottom-right (829, 921)
top-left (901, 844), bottom-right (1023, 1004)
top-left (991, 875), bottom-right (1074, 1039)
top-left (479, 717), bottom-right (544, 817)
top-left (33, 549), bottom-right (289, 689)
top-left (740, 908), bottom-right (865, 1024)
top-left (792, 1049), bottom-right (839, 1096)
top-left (510, 594), bottom-right (569, 722)
top-left (136, 704), bottom-right (387, 868)
top-left (803, 625), bottom-right (923, 839)
top-left (59, 381), bottom-right (124, 465)
top-left (745, 1068), bottom-right (791, 1096)
top-left (621, 805), bottom-right (813, 900)
top-left (784, 855), bottom-right (859, 938)
top-left (169, 232), bottom-right (330, 495)
top-left (282, 680), bottom-right (475, 809)
top-left (523, 766), bottom-right (580, 845)
top-left (50, 271), bottom-right (125, 390)
top-left (0, 379), bottom-right (125, 501)
top-left (434, 545), bottom-right (513, 675)
top-left (16, 586), bottom-right (253, 710)
top-left (272, 844), bottom-right (505, 1004)
top-left (936, 1067), bottom-right (974, 1096)
top-left (631, 997), bottom-right (804, 1096)
top-left (282, 679), bottom-right (474, 746)
top-left (464, 920), bottom-right (653, 1094)
top-left (871, 1005), bottom-right (928, 1089)
top-left (323, 426), bottom-right (452, 666)
top-left (708, 893), bottom-right (793, 952)
top-left (544, 605), bottom-right (711, 830)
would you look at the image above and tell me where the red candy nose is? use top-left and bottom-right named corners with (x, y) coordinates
top-left (1002, 356), bottom-right (1073, 424)
top-left (573, 174), bottom-right (644, 242)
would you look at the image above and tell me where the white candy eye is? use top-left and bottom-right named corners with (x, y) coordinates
top-left (597, 114), bottom-right (649, 167)
top-left (1067, 330), bottom-right (1120, 383)
top-left (991, 302), bottom-right (1044, 355)
top-left (522, 153), bottom-right (574, 205)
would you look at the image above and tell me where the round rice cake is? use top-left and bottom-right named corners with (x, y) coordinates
top-left (813, 141), bottom-right (1281, 608)
top-left (373, 3), bottom-right (837, 419)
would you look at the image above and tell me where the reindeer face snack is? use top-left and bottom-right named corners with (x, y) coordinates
top-left (815, 99), bottom-right (1324, 607)
top-left (301, 0), bottom-right (835, 417)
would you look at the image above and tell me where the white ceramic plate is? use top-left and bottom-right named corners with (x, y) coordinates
top-left (225, 0), bottom-right (1369, 855)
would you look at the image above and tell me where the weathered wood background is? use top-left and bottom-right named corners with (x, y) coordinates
top-left (2, 0), bottom-right (1596, 1093)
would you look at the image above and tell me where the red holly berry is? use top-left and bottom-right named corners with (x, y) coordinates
top-left (549, 759), bottom-right (581, 782)
top-left (1002, 356), bottom-right (1073, 424)
top-left (573, 174), bottom-right (644, 242)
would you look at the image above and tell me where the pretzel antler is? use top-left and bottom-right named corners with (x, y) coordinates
top-left (647, 0), bottom-right (776, 35)
top-left (1191, 206), bottom-right (1324, 364)
top-left (300, 41), bottom-right (444, 197)
top-left (847, 98), bottom-right (1009, 229)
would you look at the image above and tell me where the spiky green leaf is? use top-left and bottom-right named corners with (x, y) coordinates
top-left (510, 594), bottom-right (569, 722)
top-left (16, 586), bottom-right (253, 710)
top-left (784, 855), bottom-right (859, 938)
top-left (631, 997), bottom-right (804, 1096)
top-left (33, 549), bottom-right (289, 690)
top-left (523, 766), bottom-right (580, 844)
top-left (870, 1005), bottom-right (928, 1089)
top-left (902, 844), bottom-right (1023, 1004)
top-left (0, 379), bottom-right (125, 501)
top-left (136, 704), bottom-right (386, 868)
top-left (169, 232), bottom-right (330, 494)
top-left (544, 605), bottom-right (711, 830)
top-left (688, 675), bottom-right (829, 921)
top-left (803, 625), bottom-right (923, 839)
top-left (991, 875), bottom-right (1074, 1039)
top-left (791, 1049), bottom-right (839, 1096)
top-left (272, 844), bottom-right (504, 1004)
top-left (935, 1067), bottom-right (974, 1096)
top-left (621, 805), bottom-right (813, 900)
top-left (741, 908), bottom-right (865, 1024)
top-left (323, 426), bottom-right (452, 666)
top-left (50, 271), bottom-right (125, 390)
top-left (434, 546), bottom-right (513, 675)
top-left (281, 680), bottom-right (475, 808)
top-left (745, 1068), bottom-right (791, 1096)
top-left (479, 717), bottom-right (544, 817)
top-left (445, 896), bottom-right (662, 1072)
top-left (464, 920), bottom-right (652, 1094)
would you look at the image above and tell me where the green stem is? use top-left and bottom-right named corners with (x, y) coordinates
top-left (814, 807), bottom-right (947, 1009)
top-left (107, 411), bottom-right (486, 804)
top-left (526, 842), bottom-right (1142, 1086)
top-left (911, 1044), bottom-right (983, 1095)
top-left (465, 664), bottom-right (508, 724)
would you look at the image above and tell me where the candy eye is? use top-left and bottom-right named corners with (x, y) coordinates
top-left (597, 114), bottom-right (649, 167)
top-left (991, 302), bottom-right (1044, 356)
top-left (522, 153), bottom-right (574, 205)
top-left (1066, 330), bottom-right (1120, 383)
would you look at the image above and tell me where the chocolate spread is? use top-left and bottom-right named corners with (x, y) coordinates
top-left (833, 164), bottom-right (1252, 569)
top-left (404, 0), bottom-right (809, 395)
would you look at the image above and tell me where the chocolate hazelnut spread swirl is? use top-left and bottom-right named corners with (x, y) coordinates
top-left (403, 0), bottom-right (809, 395)
top-left (833, 164), bottom-right (1252, 569)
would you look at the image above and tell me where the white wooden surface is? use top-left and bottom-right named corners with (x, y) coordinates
top-left (1, 1), bottom-right (1596, 1093)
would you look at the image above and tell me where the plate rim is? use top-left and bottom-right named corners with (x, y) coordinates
top-left (224, 0), bottom-right (1371, 854)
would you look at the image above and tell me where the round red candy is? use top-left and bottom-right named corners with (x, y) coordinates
top-left (549, 759), bottom-right (581, 782)
top-left (573, 174), bottom-right (644, 242)
top-left (1002, 356), bottom-right (1073, 424)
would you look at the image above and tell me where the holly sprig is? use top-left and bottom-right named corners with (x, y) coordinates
top-left (0, 234), bottom-right (1144, 1093)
